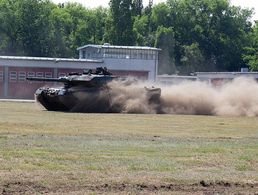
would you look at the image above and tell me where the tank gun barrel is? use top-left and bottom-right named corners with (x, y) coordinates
top-left (27, 77), bottom-right (67, 82)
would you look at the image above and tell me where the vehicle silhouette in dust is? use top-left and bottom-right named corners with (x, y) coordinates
top-left (27, 67), bottom-right (161, 113)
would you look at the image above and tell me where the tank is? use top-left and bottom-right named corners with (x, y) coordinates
top-left (27, 67), bottom-right (161, 113)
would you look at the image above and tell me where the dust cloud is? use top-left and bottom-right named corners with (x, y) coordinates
top-left (107, 77), bottom-right (258, 116)
top-left (107, 78), bottom-right (159, 114)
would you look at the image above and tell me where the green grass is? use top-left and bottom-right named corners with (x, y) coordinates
top-left (0, 102), bottom-right (257, 193)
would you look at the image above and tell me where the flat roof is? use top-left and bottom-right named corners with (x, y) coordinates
top-left (77, 44), bottom-right (161, 51)
top-left (0, 56), bottom-right (103, 63)
top-left (157, 75), bottom-right (197, 79)
top-left (195, 72), bottom-right (258, 75)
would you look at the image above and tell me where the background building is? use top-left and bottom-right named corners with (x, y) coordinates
top-left (77, 44), bottom-right (160, 81)
top-left (157, 75), bottom-right (197, 85)
top-left (194, 71), bottom-right (258, 85)
top-left (157, 70), bottom-right (258, 86)
top-left (0, 44), bottom-right (160, 99)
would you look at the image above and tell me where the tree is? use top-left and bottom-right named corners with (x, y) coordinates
top-left (0, 0), bottom-right (254, 69)
top-left (155, 26), bottom-right (176, 74)
top-left (72, 7), bottom-right (107, 56)
top-left (132, 0), bottom-right (143, 16)
top-left (133, 15), bottom-right (150, 45)
top-left (243, 23), bottom-right (258, 71)
top-left (179, 43), bottom-right (216, 74)
top-left (165, 0), bottom-right (253, 71)
top-left (106, 0), bottom-right (135, 45)
top-left (16, 0), bottom-right (54, 57)
top-left (50, 4), bottom-right (73, 57)
top-left (0, 0), bottom-right (20, 55)
top-left (151, 3), bottom-right (170, 30)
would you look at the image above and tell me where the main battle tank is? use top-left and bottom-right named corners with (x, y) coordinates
top-left (27, 67), bottom-right (161, 113)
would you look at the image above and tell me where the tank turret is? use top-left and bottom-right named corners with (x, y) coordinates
top-left (27, 67), bottom-right (161, 113)
top-left (27, 67), bottom-right (116, 88)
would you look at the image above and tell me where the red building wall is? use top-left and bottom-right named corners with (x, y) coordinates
top-left (4, 67), bottom-right (149, 99)
top-left (8, 67), bottom-right (54, 99)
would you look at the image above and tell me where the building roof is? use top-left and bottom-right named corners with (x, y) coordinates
top-left (77, 44), bottom-right (161, 51)
top-left (194, 71), bottom-right (258, 79)
top-left (0, 56), bottom-right (103, 63)
top-left (157, 75), bottom-right (197, 79)
top-left (194, 72), bottom-right (258, 75)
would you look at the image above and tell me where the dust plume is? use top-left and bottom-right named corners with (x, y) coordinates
top-left (107, 77), bottom-right (258, 116)
top-left (108, 78), bottom-right (158, 114)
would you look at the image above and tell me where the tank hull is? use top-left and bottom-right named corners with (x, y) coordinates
top-left (35, 86), bottom-right (161, 113)
top-left (35, 87), bottom-right (113, 112)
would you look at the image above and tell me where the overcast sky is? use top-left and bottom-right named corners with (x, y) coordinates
top-left (52, 0), bottom-right (258, 20)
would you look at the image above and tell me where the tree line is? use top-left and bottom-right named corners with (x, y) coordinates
top-left (0, 0), bottom-right (257, 74)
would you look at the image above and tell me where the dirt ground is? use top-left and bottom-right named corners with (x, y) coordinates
top-left (1, 180), bottom-right (258, 194)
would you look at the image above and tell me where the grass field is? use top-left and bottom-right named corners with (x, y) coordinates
top-left (0, 101), bottom-right (257, 194)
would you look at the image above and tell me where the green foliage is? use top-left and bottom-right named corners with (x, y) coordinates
top-left (132, 0), bottom-right (143, 16)
top-left (151, 3), bottom-right (170, 30)
top-left (0, 0), bottom-right (21, 55)
top-left (179, 43), bottom-right (216, 74)
top-left (133, 15), bottom-right (150, 45)
top-left (155, 26), bottom-right (176, 74)
top-left (67, 5), bottom-right (108, 56)
top-left (0, 0), bottom-right (108, 57)
top-left (16, 0), bottom-right (55, 57)
top-left (243, 24), bottom-right (258, 71)
top-left (107, 0), bottom-right (135, 45)
top-left (50, 5), bottom-right (74, 57)
top-left (163, 0), bottom-right (253, 72)
top-left (0, 0), bottom-right (255, 73)
top-left (243, 47), bottom-right (258, 71)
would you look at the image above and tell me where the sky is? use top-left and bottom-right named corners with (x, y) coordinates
top-left (52, 0), bottom-right (258, 21)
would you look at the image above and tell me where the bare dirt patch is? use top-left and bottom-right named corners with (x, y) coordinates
top-left (85, 181), bottom-right (258, 194)
top-left (1, 181), bottom-right (49, 195)
top-left (1, 180), bottom-right (257, 194)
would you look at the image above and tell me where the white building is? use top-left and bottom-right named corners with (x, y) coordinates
top-left (194, 71), bottom-right (258, 85)
top-left (77, 44), bottom-right (160, 81)
top-left (157, 71), bottom-right (258, 86)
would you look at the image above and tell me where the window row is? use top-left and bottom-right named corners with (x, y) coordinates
top-left (2, 71), bottom-right (76, 83)
top-left (9, 71), bottom-right (53, 82)
top-left (102, 49), bottom-right (158, 60)
top-left (0, 71), bottom-right (3, 82)
top-left (81, 49), bottom-right (158, 60)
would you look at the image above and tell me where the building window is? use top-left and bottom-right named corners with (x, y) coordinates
top-left (45, 72), bottom-right (52, 78)
top-left (9, 71), bottom-right (17, 82)
top-left (132, 51), bottom-right (137, 59)
top-left (0, 71), bottom-right (3, 82)
top-left (27, 72), bottom-right (35, 78)
top-left (36, 72), bottom-right (44, 78)
top-left (125, 49), bottom-right (130, 59)
top-left (144, 52), bottom-right (148, 60)
top-left (152, 51), bottom-right (156, 60)
top-left (82, 50), bottom-right (86, 59)
top-left (138, 50), bottom-right (142, 59)
top-left (18, 71), bottom-right (26, 82)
